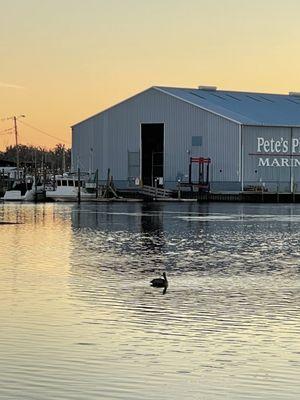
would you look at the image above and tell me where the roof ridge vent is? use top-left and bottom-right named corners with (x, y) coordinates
top-left (198, 85), bottom-right (217, 91)
top-left (289, 92), bottom-right (300, 97)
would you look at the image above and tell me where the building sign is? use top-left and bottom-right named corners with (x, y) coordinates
top-left (250, 137), bottom-right (300, 167)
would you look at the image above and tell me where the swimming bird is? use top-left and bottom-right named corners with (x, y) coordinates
top-left (150, 272), bottom-right (168, 288)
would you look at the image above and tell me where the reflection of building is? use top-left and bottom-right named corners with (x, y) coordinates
top-left (71, 203), bottom-right (143, 231)
top-left (72, 86), bottom-right (300, 193)
top-left (140, 203), bottom-right (165, 253)
top-left (140, 203), bottom-right (163, 234)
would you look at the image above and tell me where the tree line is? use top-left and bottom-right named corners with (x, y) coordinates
top-left (0, 144), bottom-right (71, 172)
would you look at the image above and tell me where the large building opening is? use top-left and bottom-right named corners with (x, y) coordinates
top-left (141, 123), bottom-right (164, 186)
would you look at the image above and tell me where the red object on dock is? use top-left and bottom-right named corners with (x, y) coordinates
top-left (188, 157), bottom-right (211, 193)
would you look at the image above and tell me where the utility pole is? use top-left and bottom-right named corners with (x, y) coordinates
top-left (5, 115), bottom-right (25, 180)
top-left (77, 167), bottom-right (81, 203)
top-left (62, 146), bottom-right (66, 172)
top-left (13, 116), bottom-right (20, 179)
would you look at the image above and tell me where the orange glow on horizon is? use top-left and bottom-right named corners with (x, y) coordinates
top-left (1, 0), bottom-right (300, 151)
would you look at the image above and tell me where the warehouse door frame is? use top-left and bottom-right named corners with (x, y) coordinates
top-left (140, 123), bottom-right (164, 187)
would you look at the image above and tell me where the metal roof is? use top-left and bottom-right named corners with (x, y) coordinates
top-left (155, 86), bottom-right (300, 127)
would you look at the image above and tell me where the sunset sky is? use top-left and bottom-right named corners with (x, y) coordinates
top-left (1, 0), bottom-right (300, 150)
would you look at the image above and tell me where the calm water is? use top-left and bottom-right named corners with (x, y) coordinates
top-left (0, 201), bottom-right (300, 399)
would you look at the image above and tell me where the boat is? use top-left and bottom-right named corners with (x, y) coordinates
top-left (1, 176), bottom-right (51, 202)
top-left (46, 173), bottom-right (97, 202)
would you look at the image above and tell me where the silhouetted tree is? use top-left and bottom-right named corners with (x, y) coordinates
top-left (0, 144), bottom-right (71, 172)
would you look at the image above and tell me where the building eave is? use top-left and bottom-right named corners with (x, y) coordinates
top-left (71, 87), bottom-right (156, 128)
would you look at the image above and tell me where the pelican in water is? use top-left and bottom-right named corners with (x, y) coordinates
top-left (150, 272), bottom-right (168, 288)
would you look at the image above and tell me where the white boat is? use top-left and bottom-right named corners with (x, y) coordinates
top-left (46, 173), bottom-right (97, 202)
top-left (1, 177), bottom-right (49, 202)
top-left (2, 189), bottom-right (35, 201)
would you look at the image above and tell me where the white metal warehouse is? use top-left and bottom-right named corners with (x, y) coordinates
top-left (72, 86), bottom-right (300, 193)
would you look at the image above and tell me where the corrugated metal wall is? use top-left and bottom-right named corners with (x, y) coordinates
top-left (72, 88), bottom-right (241, 189)
top-left (292, 128), bottom-right (300, 190)
top-left (242, 126), bottom-right (300, 192)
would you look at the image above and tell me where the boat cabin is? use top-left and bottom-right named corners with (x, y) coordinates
top-left (56, 178), bottom-right (85, 188)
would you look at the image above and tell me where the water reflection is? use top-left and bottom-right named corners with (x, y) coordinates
top-left (69, 202), bottom-right (300, 277)
top-left (1, 202), bottom-right (300, 400)
top-left (140, 203), bottom-right (166, 253)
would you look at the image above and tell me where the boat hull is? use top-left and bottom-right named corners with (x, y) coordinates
top-left (1, 190), bottom-right (24, 201)
top-left (46, 192), bottom-right (95, 202)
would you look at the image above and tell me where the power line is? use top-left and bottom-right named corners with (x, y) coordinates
top-left (0, 128), bottom-right (13, 135)
top-left (18, 119), bottom-right (71, 145)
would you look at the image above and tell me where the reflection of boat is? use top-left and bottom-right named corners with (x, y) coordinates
top-left (1, 177), bottom-right (50, 201)
top-left (46, 173), bottom-right (97, 202)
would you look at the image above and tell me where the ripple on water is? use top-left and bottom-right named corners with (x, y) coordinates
top-left (0, 202), bottom-right (300, 399)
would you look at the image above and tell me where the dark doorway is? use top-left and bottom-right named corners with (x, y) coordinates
top-left (141, 123), bottom-right (164, 186)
